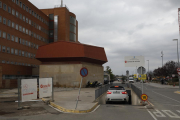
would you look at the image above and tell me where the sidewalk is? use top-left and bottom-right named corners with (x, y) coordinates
top-left (43, 87), bottom-right (99, 113)
top-left (145, 82), bottom-right (179, 89)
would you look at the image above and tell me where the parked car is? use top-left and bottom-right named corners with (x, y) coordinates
top-left (106, 86), bottom-right (129, 104)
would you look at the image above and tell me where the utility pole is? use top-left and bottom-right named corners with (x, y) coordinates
top-left (161, 51), bottom-right (163, 67)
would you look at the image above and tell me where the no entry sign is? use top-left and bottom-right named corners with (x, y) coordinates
top-left (80, 67), bottom-right (88, 77)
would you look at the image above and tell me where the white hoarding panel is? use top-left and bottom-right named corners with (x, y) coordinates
top-left (39, 78), bottom-right (52, 98)
top-left (125, 56), bottom-right (145, 67)
top-left (21, 79), bottom-right (37, 102)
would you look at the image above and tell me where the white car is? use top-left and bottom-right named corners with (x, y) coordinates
top-left (106, 86), bottom-right (129, 104)
top-left (129, 77), bottom-right (134, 83)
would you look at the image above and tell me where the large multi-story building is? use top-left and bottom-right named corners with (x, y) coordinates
top-left (0, 0), bottom-right (79, 88)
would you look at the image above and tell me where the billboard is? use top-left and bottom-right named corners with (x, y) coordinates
top-left (124, 56), bottom-right (145, 67)
top-left (21, 79), bottom-right (37, 102)
top-left (39, 78), bottom-right (52, 98)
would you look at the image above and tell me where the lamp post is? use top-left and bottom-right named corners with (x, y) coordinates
top-left (173, 39), bottom-right (180, 89)
top-left (161, 51), bottom-right (163, 67)
top-left (147, 60), bottom-right (149, 80)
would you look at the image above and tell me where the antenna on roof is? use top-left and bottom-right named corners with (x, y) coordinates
top-left (61, 0), bottom-right (63, 7)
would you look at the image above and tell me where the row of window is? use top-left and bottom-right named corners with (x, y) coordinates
top-left (0, 16), bottom-right (48, 43)
top-left (0, 30), bottom-right (39, 49)
top-left (0, 3), bottom-right (49, 35)
top-left (2, 75), bottom-right (39, 80)
top-left (11, 0), bottom-right (49, 26)
top-left (0, 45), bottom-right (36, 59)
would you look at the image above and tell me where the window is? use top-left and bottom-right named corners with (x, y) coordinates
top-left (16, 24), bottom-right (18, 30)
top-left (29, 9), bottom-right (31, 14)
top-left (0, 31), bottom-right (1, 37)
top-left (11, 35), bottom-right (14, 41)
top-left (26, 18), bottom-right (28, 23)
top-left (3, 32), bottom-right (6, 38)
top-left (12, 9), bottom-right (15, 15)
top-left (37, 14), bottom-right (39, 19)
top-left (28, 53), bottom-right (30, 58)
top-left (19, 26), bottom-right (22, 31)
top-left (2, 46), bottom-right (6, 52)
top-left (8, 7), bottom-right (11, 13)
top-left (15, 37), bottom-right (18, 42)
top-left (29, 42), bottom-right (31, 47)
top-left (16, 11), bottom-right (18, 17)
top-left (26, 29), bottom-right (28, 34)
top-left (36, 45), bottom-right (38, 49)
top-left (7, 47), bottom-right (10, 53)
top-left (11, 61), bottom-right (14, 64)
top-left (16, 0), bottom-right (19, 5)
top-left (15, 49), bottom-right (18, 55)
top-left (26, 41), bottom-right (28, 46)
top-left (0, 45), bottom-right (1, 51)
top-left (11, 48), bottom-right (14, 54)
top-left (19, 1), bottom-right (22, 7)
top-left (26, 6), bottom-right (28, 12)
top-left (23, 4), bottom-right (25, 10)
top-left (32, 11), bottom-right (34, 15)
top-left (23, 16), bottom-right (25, 21)
top-left (29, 31), bottom-right (31, 36)
top-left (23, 27), bottom-right (25, 33)
top-left (12, 0), bottom-right (15, 3)
top-left (3, 4), bottom-right (6, 11)
top-left (25, 52), bottom-right (27, 57)
top-left (19, 14), bottom-right (22, 19)
top-left (18, 38), bottom-right (21, 43)
top-left (34, 12), bottom-right (36, 17)
top-left (0, 1), bottom-right (2, 8)
top-left (2, 60), bottom-right (5, 63)
top-left (8, 20), bottom-right (11, 26)
top-left (34, 44), bottom-right (36, 48)
top-left (0, 16), bottom-right (1, 22)
top-left (22, 51), bottom-right (24, 56)
top-left (19, 50), bottom-right (21, 56)
top-left (31, 43), bottom-right (33, 48)
top-left (3, 18), bottom-right (6, 24)
top-left (12, 22), bottom-right (14, 28)
top-left (7, 34), bottom-right (10, 40)
top-left (22, 39), bottom-right (24, 45)
top-left (31, 54), bottom-right (33, 58)
top-left (29, 20), bottom-right (31, 25)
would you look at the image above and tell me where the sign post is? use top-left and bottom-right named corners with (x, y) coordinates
top-left (75, 67), bottom-right (88, 109)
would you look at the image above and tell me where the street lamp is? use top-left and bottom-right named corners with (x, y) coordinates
top-left (147, 60), bottom-right (149, 80)
top-left (173, 39), bottom-right (180, 89)
top-left (161, 51), bottom-right (163, 67)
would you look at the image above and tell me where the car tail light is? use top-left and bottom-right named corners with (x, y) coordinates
top-left (122, 91), bottom-right (127, 94)
top-left (107, 91), bottom-right (112, 94)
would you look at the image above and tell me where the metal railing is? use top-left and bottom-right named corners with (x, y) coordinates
top-left (131, 84), bottom-right (142, 99)
top-left (95, 83), bottom-right (112, 99)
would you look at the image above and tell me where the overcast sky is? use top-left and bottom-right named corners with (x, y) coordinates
top-left (30, 0), bottom-right (180, 75)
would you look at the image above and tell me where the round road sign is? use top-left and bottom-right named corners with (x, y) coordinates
top-left (141, 94), bottom-right (148, 101)
top-left (177, 68), bottom-right (180, 72)
top-left (80, 67), bottom-right (88, 77)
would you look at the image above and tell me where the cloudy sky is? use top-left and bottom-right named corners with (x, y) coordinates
top-left (30, 0), bottom-right (180, 75)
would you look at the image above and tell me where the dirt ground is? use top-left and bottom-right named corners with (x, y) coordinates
top-left (0, 97), bottom-right (59, 117)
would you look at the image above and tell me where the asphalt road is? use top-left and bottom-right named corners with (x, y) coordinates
top-left (134, 82), bottom-right (180, 120)
top-left (1, 82), bottom-right (180, 120)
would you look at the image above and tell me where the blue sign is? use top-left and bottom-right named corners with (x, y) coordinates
top-left (139, 75), bottom-right (141, 77)
top-left (80, 67), bottom-right (88, 77)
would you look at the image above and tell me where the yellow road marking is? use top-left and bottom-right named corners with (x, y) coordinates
top-left (174, 91), bottom-right (180, 94)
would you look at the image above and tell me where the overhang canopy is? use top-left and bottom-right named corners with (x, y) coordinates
top-left (36, 41), bottom-right (108, 65)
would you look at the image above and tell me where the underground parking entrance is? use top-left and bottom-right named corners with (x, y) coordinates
top-left (97, 83), bottom-right (142, 106)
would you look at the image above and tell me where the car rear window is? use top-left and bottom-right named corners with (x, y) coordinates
top-left (109, 86), bottom-right (125, 90)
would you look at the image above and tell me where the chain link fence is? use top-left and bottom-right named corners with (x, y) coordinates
top-left (95, 83), bottom-right (113, 99)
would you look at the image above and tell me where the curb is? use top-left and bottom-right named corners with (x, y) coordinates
top-left (93, 91), bottom-right (107, 103)
top-left (42, 98), bottom-right (99, 113)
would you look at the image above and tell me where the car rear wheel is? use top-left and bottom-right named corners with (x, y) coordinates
top-left (106, 101), bottom-right (109, 104)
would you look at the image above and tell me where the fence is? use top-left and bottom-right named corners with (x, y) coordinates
top-left (131, 84), bottom-right (142, 99)
top-left (95, 83), bottom-right (112, 99)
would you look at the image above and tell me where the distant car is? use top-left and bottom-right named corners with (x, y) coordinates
top-left (129, 77), bottom-right (134, 83)
top-left (106, 86), bottom-right (129, 104)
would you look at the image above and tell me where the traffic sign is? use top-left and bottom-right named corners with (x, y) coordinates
top-left (80, 67), bottom-right (88, 77)
top-left (137, 66), bottom-right (146, 74)
top-left (139, 75), bottom-right (141, 77)
top-left (177, 68), bottom-right (180, 72)
top-left (141, 94), bottom-right (148, 101)
top-left (178, 72), bottom-right (180, 76)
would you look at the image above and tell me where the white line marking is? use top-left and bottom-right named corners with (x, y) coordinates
top-left (153, 109), bottom-right (166, 117)
top-left (177, 110), bottom-right (180, 113)
top-left (162, 110), bottom-right (180, 118)
top-left (145, 106), bottom-right (158, 120)
top-left (152, 90), bottom-right (180, 104)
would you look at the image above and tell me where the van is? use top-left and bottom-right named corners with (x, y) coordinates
top-left (129, 77), bottom-right (134, 83)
